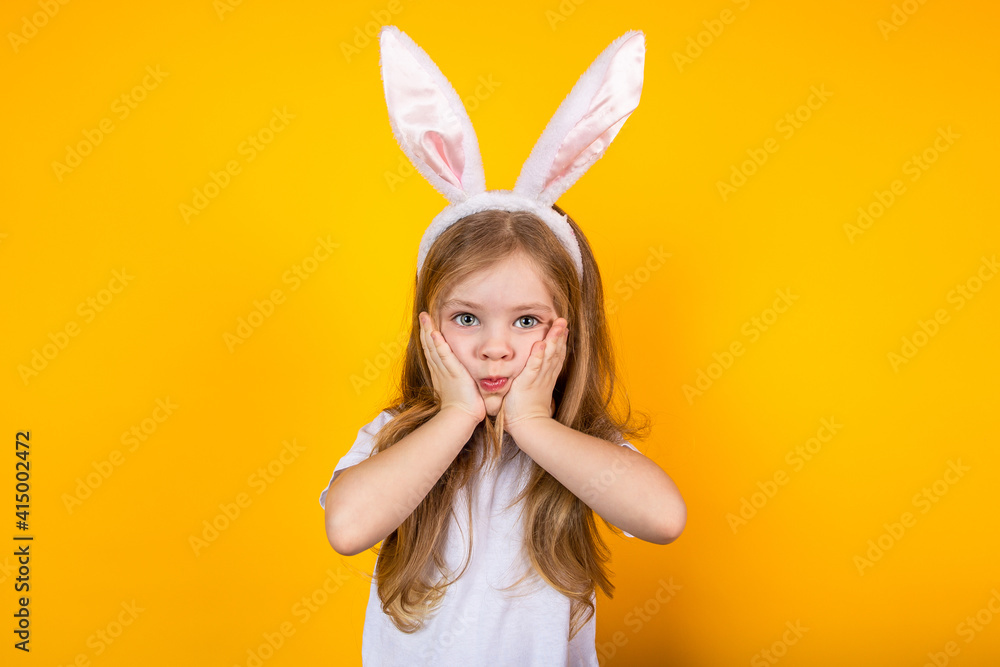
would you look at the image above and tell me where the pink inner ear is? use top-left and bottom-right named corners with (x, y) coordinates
top-left (382, 32), bottom-right (466, 191)
top-left (543, 34), bottom-right (644, 191)
top-left (422, 130), bottom-right (464, 190)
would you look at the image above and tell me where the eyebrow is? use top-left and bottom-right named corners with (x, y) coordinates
top-left (440, 299), bottom-right (554, 314)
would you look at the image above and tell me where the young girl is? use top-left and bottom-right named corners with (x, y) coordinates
top-left (319, 26), bottom-right (686, 665)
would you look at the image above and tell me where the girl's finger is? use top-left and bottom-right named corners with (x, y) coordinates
top-left (423, 313), bottom-right (469, 380)
top-left (542, 322), bottom-right (563, 367)
top-left (418, 313), bottom-right (435, 363)
top-left (431, 331), bottom-right (457, 372)
top-left (528, 340), bottom-right (546, 376)
top-left (515, 341), bottom-right (542, 382)
top-left (539, 324), bottom-right (566, 382)
top-left (420, 313), bottom-right (447, 379)
top-left (417, 313), bottom-right (439, 381)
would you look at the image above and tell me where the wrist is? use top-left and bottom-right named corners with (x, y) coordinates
top-left (436, 405), bottom-right (484, 435)
top-left (503, 413), bottom-right (554, 440)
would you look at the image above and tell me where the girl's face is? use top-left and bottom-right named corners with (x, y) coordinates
top-left (435, 252), bottom-right (560, 417)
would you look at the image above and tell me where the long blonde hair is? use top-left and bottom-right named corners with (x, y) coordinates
top-left (366, 205), bottom-right (650, 640)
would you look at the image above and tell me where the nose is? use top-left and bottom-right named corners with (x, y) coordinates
top-left (479, 325), bottom-right (513, 361)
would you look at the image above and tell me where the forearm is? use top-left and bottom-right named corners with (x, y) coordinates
top-left (324, 408), bottom-right (479, 556)
top-left (506, 417), bottom-right (686, 544)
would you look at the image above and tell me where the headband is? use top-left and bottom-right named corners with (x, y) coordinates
top-left (378, 25), bottom-right (645, 283)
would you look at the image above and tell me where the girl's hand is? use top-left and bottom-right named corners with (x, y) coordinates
top-left (418, 311), bottom-right (487, 424)
top-left (501, 317), bottom-right (569, 433)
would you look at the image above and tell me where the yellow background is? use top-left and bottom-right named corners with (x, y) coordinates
top-left (2, 0), bottom-right (998, 665)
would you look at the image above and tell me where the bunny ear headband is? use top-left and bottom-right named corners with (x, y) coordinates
top-left (378, 25), bottom-right (646, 283)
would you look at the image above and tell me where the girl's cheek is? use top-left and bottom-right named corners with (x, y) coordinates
top-left (438, 328), bottom-right (453, 347)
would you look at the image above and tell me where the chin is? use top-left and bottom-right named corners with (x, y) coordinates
top-left (483, 395), bottom-right (502, 417)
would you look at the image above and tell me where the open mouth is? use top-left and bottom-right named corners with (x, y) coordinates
top-left (479, 377), bottom-right (508, 392)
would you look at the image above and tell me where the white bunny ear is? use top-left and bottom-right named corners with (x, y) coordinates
top-left (514, 31), bottom-right (645, 206)
top-left (379, 26), bottom-right (486, 203)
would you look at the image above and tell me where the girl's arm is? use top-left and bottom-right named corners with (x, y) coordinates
top-left (506, 417), bottom-right (686, 545)
top-left (324, 407), bottom-right (481, 556)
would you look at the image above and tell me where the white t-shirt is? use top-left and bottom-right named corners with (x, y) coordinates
top-left (318, 409), bottom-right (642, 666)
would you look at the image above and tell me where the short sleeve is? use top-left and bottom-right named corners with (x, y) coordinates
top-left (617, 440), bottom-right (642, 539)
top-left (318, 410), bottom-right (395, 510)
